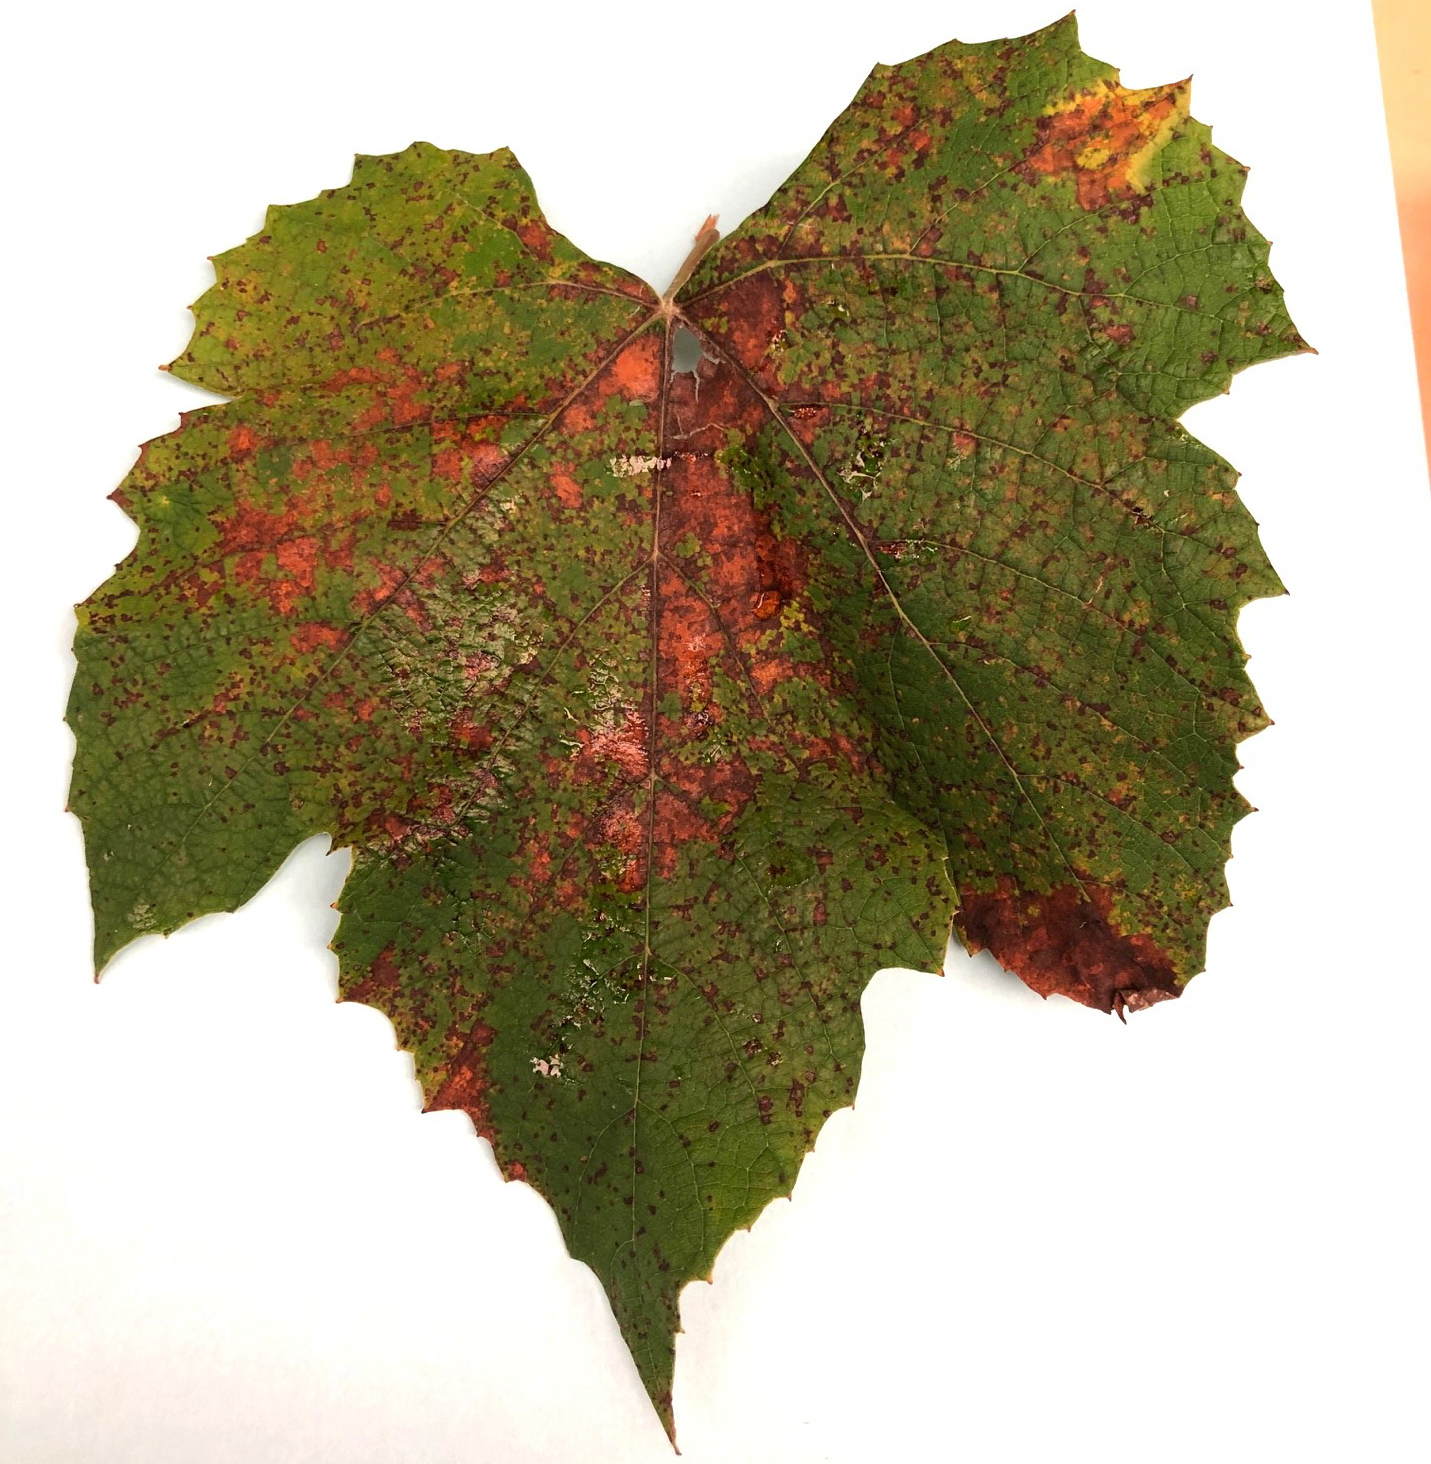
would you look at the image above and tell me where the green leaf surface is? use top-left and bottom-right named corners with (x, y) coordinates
top-left (67, 15), bottom-right (1305, 1438)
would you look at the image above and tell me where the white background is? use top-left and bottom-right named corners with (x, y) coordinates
top-left (3, 1), bottom-right (1428, 1460)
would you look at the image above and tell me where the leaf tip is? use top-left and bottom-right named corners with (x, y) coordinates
top-left (959, 881), bottom-right (1183, 1016)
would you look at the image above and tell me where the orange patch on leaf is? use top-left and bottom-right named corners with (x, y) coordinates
top-left (288, 620), bottom-right (344, 655)
top-left (1025, 81), bottom-right (1188, 212)
top-left (275, 535), bottom-right (319, 586)
top-left (552, 469), bottom-right (583, 508)
top-left (609, 333), bottom-right (662, 400)
top-left (582, 709), bottom-right (650, 782)
top-left (227, 425), bottom-right (259, 459)
top-left (600, 800), bottom-right (647, 894)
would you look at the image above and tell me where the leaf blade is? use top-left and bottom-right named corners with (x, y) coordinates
top-left (68, 16), bottom-right (1305, 1440)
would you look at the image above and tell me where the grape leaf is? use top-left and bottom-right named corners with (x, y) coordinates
top-left (67, 15), bottom-right (1305, 1439)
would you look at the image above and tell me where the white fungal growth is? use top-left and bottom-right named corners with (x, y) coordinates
top-left (609, 454), bottom-right (671, 478)
top-left (837, 442), bottom-right (886, 499)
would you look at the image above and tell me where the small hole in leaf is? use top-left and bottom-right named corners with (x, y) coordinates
top-left (671, 326), bottom-right (702, 375)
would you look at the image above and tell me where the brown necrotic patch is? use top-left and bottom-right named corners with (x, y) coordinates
top-left (957, 879), bottom-right (1180, 1016)
top-left (679, 273), bottom-right (789, 394)
top-left (342, 940), bottom-right (405, 1006)
top-left (665, 340), bottom-right (766, 448)
top-left (430, 416), bottom-right (513, 488)
top-left (661, 443), bottom-right (809, 627)
top-left (209, 491), bottom-right (359, 617)
top-left (650, 753), bottom-right (758, 879)
top-left (427, 1019), bottom-right (500, 1137)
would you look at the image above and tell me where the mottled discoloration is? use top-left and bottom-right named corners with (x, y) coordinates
top-left (1024, 79), bottom-right (1190, 213)
top-left (68, 16), bottom-right (1304, 1446)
